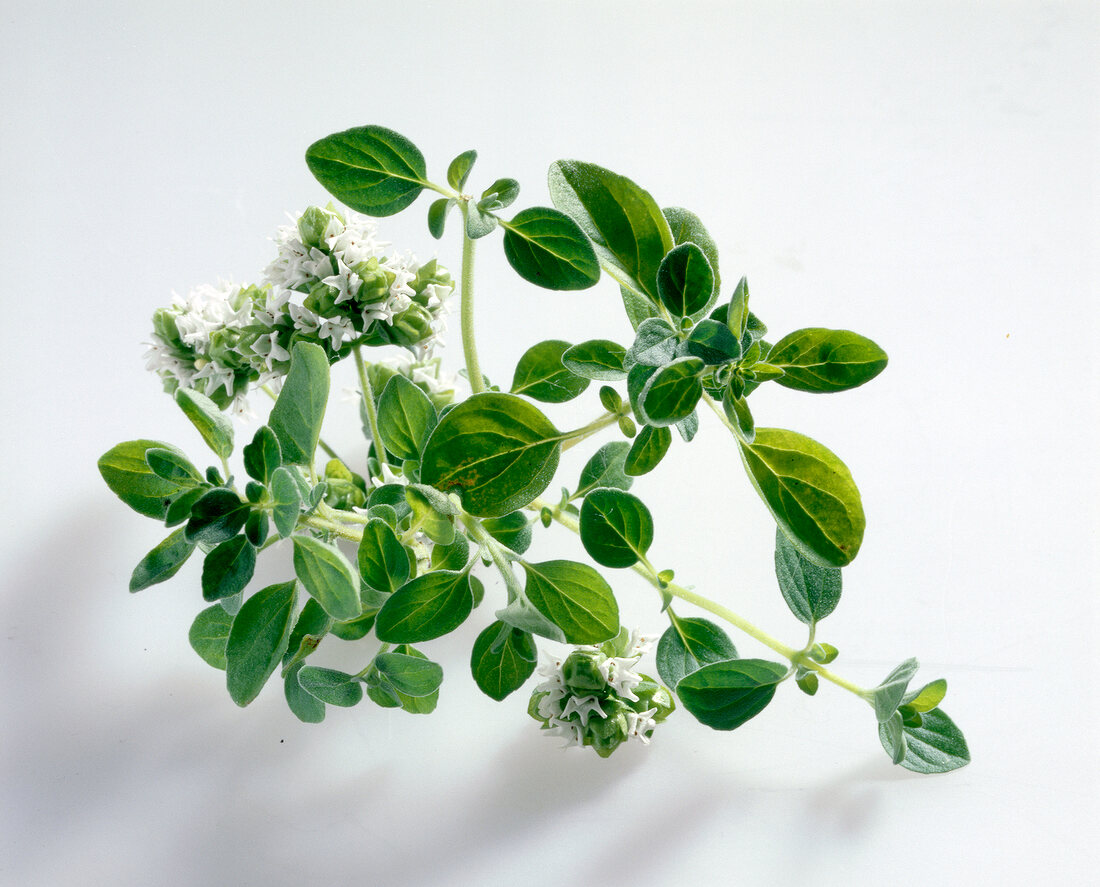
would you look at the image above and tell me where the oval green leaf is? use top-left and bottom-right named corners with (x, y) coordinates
top-left (579, 488), bottom-right (654, 569)
top-left (202, 535), bottom-right (256, 602)
top-left (511, 339), bottom-right (590, 403)
top-left (184, 488), bottom-right (250, 545)
top-left (656, 615), bottom-right (739, 689)
top-left (243, 425), bottom-right (282, 485)
top-left (676, 658), bottom-right (788, 731)
top-left (640, 357), bottom-right (704, 426)
top-left (561, 339), bottom-right (627, 381)
top-left (292, 536), bottom-right (362, 621)
top-left (657, 242), bottom-right (715, 317)
top-left (268, 342), bottom-right (330, 464)
top-left (225, 580), bottom-right (298, 706)
top-left (175, 387), bottom-right (234, 460)
top-left (767, 328), bottom-right (888, 393)
top-left (879, 708), bottom-right (970, 774)
top-left (774, 527), bottom-right (842, 625)
top-left (501, 206), bottom-right (601, 291)
top-left (470, 621), bottom-right (538, 701)
top-left (130, 527), bottom-right (196, 592)
top-left (189, 604), bottom-right (234, 670)
top-left (373, 651), bottom-right (444, 697)
top-left (625, 425), bottom-right (671, 477)
top-left (663, 206), bottom-right (721, 317)
top-left (297, 666), bottom-right (364, 708)
top-left (374, 570), bottom-right (473, 643)
top-left (357, 517), bottom-right (410, 593)
top-left (377, 374), bottom-right (438, 461)
top-left (520, 559), bottom-right (619, 644)
top-left (576, 441), bottom-right (634, 495)
top-left (99, 439), bottom-right (192, 519)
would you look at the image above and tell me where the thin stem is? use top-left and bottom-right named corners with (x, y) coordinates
top-left (354, 346), bottom-right (388, 473)
top-left (458, 205), bottom-right (484, 394)
top-left (560, 410), bottom-right (623, 452)
top-left (301, 514), bottom-right (363, 543)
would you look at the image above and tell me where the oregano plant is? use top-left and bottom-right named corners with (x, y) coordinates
top-left (99, 123), bottom-right (968, 773)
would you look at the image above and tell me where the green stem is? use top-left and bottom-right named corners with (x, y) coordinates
top-left (458, 205), bottom-right (484, 394)
top-left (302, 514), bottom-right (363, 542)
top-left (560, 409), bottom-right (624, 452)
top-left (354, 346), bottom-right (388, 473)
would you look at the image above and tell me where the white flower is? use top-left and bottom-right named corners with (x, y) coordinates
top-left (287, 302), bottom-right (320, 334)
top-left (318, 316), bottom-right (357, 349)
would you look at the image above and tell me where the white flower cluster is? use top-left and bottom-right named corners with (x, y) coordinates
top-left (144, 206), bottom-right (455, 416)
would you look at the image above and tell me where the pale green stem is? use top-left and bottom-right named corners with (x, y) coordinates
top-left (458, 205), bottom-right (484, 394)
top-left (302, 514), bottom-right (363, 542)
top-left (354, 346), bottom-right (388, 472)
top-left (560, 410), bottom-right (624, 452)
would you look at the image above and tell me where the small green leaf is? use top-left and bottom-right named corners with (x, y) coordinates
top-left (202, 535), bottom-right (256, 602)
top-left (130, 528), bottom-right (196, 592)
top-left (881, 711), bottom-right (908, 764)
top-left (870, 658), bottom-right (920, 723)
top-left (225, 580), bottom-right (298, 706)
top-left (447, 149), bottom-right (477, 191)
top-left (905, 679), bottom-right (948, 713)
top-left (725, 276), bottom-right (750, 339)
top-left (283, 597), bottom-right (332, 667)
top-left (375, 570), bottom-right (473, 643)
top-left (722, 388), bottom-right (755, 444)
top-left (797, 672), bottom-right (820, 696)
top-left (480, 177), bottom-right (520, 210)
top-left (268, 342), bottom-right (329, 464)
top-left (373, 651), bottom-right (443, 697)
top-left (427, 197), bottom-right (455, 239)
top-left (471, 621), bottom-right (538, 701)
top-left (305, 125), bottom-right (428, 216)
top-left (685, 319), bottom-right (741, 365)
top-left (640, 357), bottom-right (704, 426)
top-left (774, 527), bottom-right (842, 625)
top-left (626, 364), bottom-right (658, 425)
top-left (420, 392), bottom-right (561, 518)
top-left (189, 604), bottom-right (234, 670)
top-left (501, 207), bottom-right (600, 291)
top-left (579, 488), bottom-right (654, 569)
top-left (405, 485), bottom-right (456, 545)
top-left (599, 386), bottom-right (622, 413)
top-left (297, 666), bottom-right (364, 707)
top-left (174, 388), bottom-right (233, 460)
top-left (656, 614), bottom-right (738, 689)
top-left (357, 517), bottom-right (410, 593)
top-left (164, 487), bottom-right (207, 528)
top-left (284, 661), bottom-right (326, 723)
top-left (663, 206), bottom-right (721, 317)
top-left (481, 511), bottom-right (533, 555)
top-left (657, 242), bottom-right (715, 317)
top-left (270, 466), bottom-right (302, 538)
top-left (185, 489), bottom-right (250, 545)
top-left (624, 317), bottom-right (678, 369)
top-left (768, 329), bottom-right (889, 393)
top-left (675, 410), bottom-right (699, 443)
top-left (511, 339), bottom-right (590, 403)
top-left (521, 560), bottom-right (619, 644)
top-left (244, 510), bottom-right (269, 547)
top-left (145, 448), bottom-right (204, 486)
top-left (292, 536), bottom-right (362, 621)
top-left (99, 440), bottom-right (192, 519)
top-left (243, 426), bottom-right (282, 485)
top-left (739, 428), bottom-right (866, 567)
top-left (561, 339), bottom-right (627, 381)
top-left (880, 708), bottom-right (970, 774)
top-left (676, 659), bottom-right (788, 731)
top-left (576, 441), bottom-right (633, 495)
top-left (465, 203), bottom-right (498, 239)
top-left (624, 425), bottom-right (671, 476)
top-left (377, 374), bottom-right (438, 461)
top-left (430, 533), bottom-right (470, 572)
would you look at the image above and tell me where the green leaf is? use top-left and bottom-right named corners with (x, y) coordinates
top-left (624, 425), bottom-right (671, 476)
top-left (676, 659), bottom-right (788, 731)
top-left (447, 149), bottom-right (477, 191)
top-left (292, 536), bottom-right (362, 621)
top-left (427, 197), bottom-right (454, 239)
top-left (184, 489), bottom-right (250, 545)
top-left (797, 672), bottom-right (820, 696)
top-left (284, 661), bottom-right (326, 723)
top-left (576, 441), bottom-right (634, 495)
top-left (640, 357), bottom-right (704, 426)
top-left (625, 317), bottom-right (678, 369)
top-left (243, 425), bottom-right (282, 485)
top-left (905, 679), bottom-right (948, 713)
top-left (722, 388), bottom-right (755, 444)
top-left (663, 206), bottom-right (721, 317)
top-left (202, 535), bottom-right (256, 602)
top-left (164, 486), bottom-right (207, 528)
top-left (501, 207), bottom-right (600, 291)
top-left (130, 528), bottom-right (196, 592)
top-left (373, 651), bottom-right (443, 697)
top-left (561, 339), bottom-right (627, 381)
top-left (548, 159), bottom-right (673, 300)
top-left (511, 339), bottom-right (590, 403)
top-left (579, 488), bottom-right (654, 569)
top-left (471, 621), bottom-right (538, 701)
top-left (357, 517), bottom-right (410, 593)
top-left (656, 614), bottom-right (739, 688)
top-left (738, 428), bottom-right (866, 567)
top-left (405, 485), bottom-right (456, 545)
top-left (375, 570), bottom-right (473, 643)
top-left (481, 511), bottom-right (533, 555)
top-left (480, 177), bottom-right (520, 210)
top-left (174, 388), bottom-right (233, 460)
top-left (270, 466), bottom-right (302, 538)
top-left (305, 125), bottom-right (428, 216)
top-left (768, 329), bottom-right (889, 393)
top-left (377, 374), bottom-right (438, 461)
top-left (420, 392), bottom-right (561, 518)
top-left (657, 242), bottom-right (715, 317)
top-left (685, 319), bottom-right (741, 365)
top-left (297, 666), bottom-right (364, 707)
top-left (268, 342), bottom-right (330, 464)
top-left (880, 708), bottom-right (970, 774)
top-left (283, 597), bottom-right (332, 667)
top-left (870, 658), bottom-right (921, 723)
top-left (98, 440), bottom-right (192, 519)
top-left (244, 510), bottom-right (269, 547)
top-left (774, 528), bottom-right (842, 625)
top-left (188, 604), bottom-right (234, 670)
top-left (620, 283), bottom-right (661, 331)
top-left (881, 710), bottom-right (907, 764)
top-left (465, 203), bottom-right (498, 239)
top-left (675, 411), bottom-right (699, 442)
top-left (145, 448), bottom-right (204, 486)
top-left (225, 580), bottom-right (298, 706)
top-left (725, 276), bottom-right (750, 339)
top-left (520, 560), bottom-right (619, 644)
top-left (430, 533), bottom-right (470, 571)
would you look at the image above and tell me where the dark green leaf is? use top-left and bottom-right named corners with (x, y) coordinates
top-left (640, 357), bottom-right (704, 426)
top-left (377, 374), bottom-right (438, 461)
top-left (625, 425), bottom-right (671, 476)
top-left (657, 242), bottom-right (715, 317)
top-left (375, 570), bottom-right (473, 643)
top-left (98, 440), bottom-right (192, 519)
top-left (329, 610), bottom-right (377, 641)
top-left (768, 329), bottom-right (889, 393)
top-left (130, 528), bottom-right (196, 592)
top-left (685, 319), bottom-right (741, 365)
top-left (243, 425), bottom-right (282, 484)
top-left (430, 533), bottom-right (470, 571)
top-left (420, 392), bottom-right (561, 518)
top-left (225, 580), bottom-right (298, 706)
top-left (739, 428), bottom-right (866, 567)
top-left (244, 510), bottom-right (269, 547)
top-left (284, 661), bottom-right (326, 723)
top-left (145, 447), bottom-right (204, 486)
top-left (577, 441), bottom-right (633, 495)
top-left (879, 708), bottom-right (970, 774)
top-left (164, 487), bottom-right (207, 528)
top-left (471, 621), bottom-right (538, 701)
top-left (185, 489), bottom-right (249, 545)
top-left (174, 388), bottom-right (233, 460)
top-left (268, 342), bottom-right (329, 465)
top-left (427, 197), bottom-right (454, 239)
top-left (774, 528), bottom-right (842, 625)
top-left (270, 466), bottom-right (302, 538)
top-left (511, 339), bottom-right (590, 403)
top-left (561, 340), bottom-right (627, 382)
top-left (626, 364), bottom-right (658, 425)
top-left (620, 283), bottom-right (661, 331)
top-left (548, 159), bottom-right (673, 300)
top-left (501, 207), bottom-right (600, 291)
top-left (189, 604), bottom-right (234, 670)
top-left (357, 517), bottom-right (410, 593)
top-left (676, 659), bottom-right (788, 730)
top-left (373, 651), bottom-right (443, 697)
top-left (283, 597), bottom-right (332, 667)
top-left (663, 206), bottom-right (721, 317)
top-left (447, 149), bottom-right (477, 191)
top-left (521, 560), bottom-right (619, 644)
top-left (305, 125), bottom-right (427, 216)
top-left (579, 488), bottom-right (654, 569)
top-left (202, 535), bottom-right (256, 602)
top-left (297, 666), bottom-right (364, 707)
top-left (656, 614), bottom-right (738, 688)
top-left (292, 536), bottom-right (362, 621)
top-left (481, 511), bottom-right (533, 555)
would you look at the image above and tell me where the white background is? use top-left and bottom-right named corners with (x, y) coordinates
top-left (2, 2), bottom-right (1096, 884)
